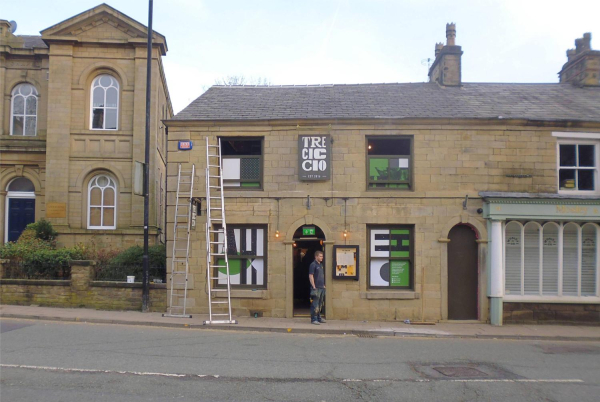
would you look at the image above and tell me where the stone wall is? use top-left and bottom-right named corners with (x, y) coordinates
top-left (504, 302), bottom-right (600, 325)
top-left (0, 260), bottom-right (166, 312)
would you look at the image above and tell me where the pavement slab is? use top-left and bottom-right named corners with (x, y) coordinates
top-left (1, 304), bottom-right (599, 341)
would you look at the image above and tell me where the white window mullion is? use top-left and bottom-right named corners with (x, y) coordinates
top-left (577, 226), bottom-right (582, 297)
top-left (596, 225), bottom-right (600, 297)
top-left (558, 222), bottom-right (564, 296)
top-left (539, 225), bottom-right (544, 296)
top-left (520, 224), bottom-right (525, 296)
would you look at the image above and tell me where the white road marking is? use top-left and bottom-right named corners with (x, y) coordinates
top-left (1, 365), bottom-right (583, 384)
top-left (0, 364), bottom-right (218, 379)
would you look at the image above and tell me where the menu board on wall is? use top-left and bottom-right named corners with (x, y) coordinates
top-left (333, 245), bottom-right (359, 280)
top-left (390, 260), bottom-right (409, 287)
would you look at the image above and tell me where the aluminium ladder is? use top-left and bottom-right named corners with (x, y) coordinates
top-left (204, 137), bottom-right (237, 325)
top-left (164, 164), bottom-right (195, 318)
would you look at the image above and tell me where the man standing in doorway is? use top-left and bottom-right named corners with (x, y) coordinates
top-left (309, 250), bottom-right (326, 325)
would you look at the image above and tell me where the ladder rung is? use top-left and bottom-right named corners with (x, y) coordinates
top-left (209, 241), bottom-right (224, 244)
top-left (210, 265), bottom-right (227, 268)
top-left (207, 145), bottom-right (220, 148)
top-left (171, 293), bottom-right (186, 297)
top-left (211, 313), bottom-right (230, 316)
top-left (211, 301), bottom-right (229, 304)
top-left (211, 289), bottom-right (229, 292)
top-left (207, 164), bottom-right (221, 167)
top-left (209, 277), bottom-right (222, 280)
top-left (208, 186), bottom-right (222, 189)
top-left (209, 230), bottom-right (224, 233)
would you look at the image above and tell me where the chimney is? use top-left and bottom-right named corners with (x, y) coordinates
top-left (559, 33), bottom-right (600, 86)
top-left (428, 23), bottom-right (463, 86)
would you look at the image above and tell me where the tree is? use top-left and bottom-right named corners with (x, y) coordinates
top-left (215, 75), bottom-right (271, 86)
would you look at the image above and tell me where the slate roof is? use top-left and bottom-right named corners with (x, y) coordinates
top-left (173, 83), bottom-right (600, 122)
top-left (18, 35), bottom-right (47, 49)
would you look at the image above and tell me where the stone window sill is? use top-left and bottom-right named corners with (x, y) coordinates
top-left (213, 289), bottom-right (268, 299)
top-left (360, 291), bottom-right (420, 300)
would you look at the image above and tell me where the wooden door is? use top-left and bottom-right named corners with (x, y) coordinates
top-left (8, 198), bottom-right (35, 242)
top-left (448, 225), bottom-right (478, 320)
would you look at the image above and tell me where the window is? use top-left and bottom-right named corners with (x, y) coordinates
top-left (215, 225), bottom-right (267, 287)
top-left (88, 175), bottom-right (117, 229)
top-left (11, 84), bottom-right (38, 136)
top-left (504, 221), bottom-right (599, 299)
top-left (220, 138), bottom-right (262, 189)
top-left (367, 137), bottom-right (412, 189)
top-left (558, 142), bottom-right (598, 192)
top-left (368, 226), bottom-right (413, 289)
top-left (91, 75), bottom-right (119, 130)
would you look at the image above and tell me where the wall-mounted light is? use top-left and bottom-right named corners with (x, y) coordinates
top-left (368, 144), bottom-right (372, 150)
top-left (293, 242), bottom-right (297, 247)
top-left (275, 198), bottom-right (281, 239)
top-left (343, 198), bottom-right (349, 243)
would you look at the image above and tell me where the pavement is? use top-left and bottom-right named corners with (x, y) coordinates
top-left (1, 304), bottom-right (599, 341)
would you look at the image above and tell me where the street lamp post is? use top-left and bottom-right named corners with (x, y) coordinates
top-left (142, 0), bottom-right (154, 312)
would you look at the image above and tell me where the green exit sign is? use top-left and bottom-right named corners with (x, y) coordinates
top-left (302, 226), bottom-right (316, 236)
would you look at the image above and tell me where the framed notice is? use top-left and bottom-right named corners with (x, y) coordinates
top-left (333, 245), bottom-right (359, 280)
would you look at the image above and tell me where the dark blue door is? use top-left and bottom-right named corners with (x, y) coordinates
top-left (7, 198), bottom-right (35, 242)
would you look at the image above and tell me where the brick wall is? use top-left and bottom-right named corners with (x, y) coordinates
top-left (0, 260), bottom-right (166, 312)
top-left (504, 303), bottom-right (600, 325)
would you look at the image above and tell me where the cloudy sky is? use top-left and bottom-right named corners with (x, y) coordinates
top-left (4, 0), bottom-right (599, 113)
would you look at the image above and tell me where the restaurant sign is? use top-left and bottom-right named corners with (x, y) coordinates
top-left (298, 135), bottom-right (331, 180)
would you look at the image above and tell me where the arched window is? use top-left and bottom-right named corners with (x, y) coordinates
top-left (88, 175), bottom-right (117, 229)
top-left (11, 84), bottom-right (38, 136)
top-left (90, 75), bottom-right (119, 130)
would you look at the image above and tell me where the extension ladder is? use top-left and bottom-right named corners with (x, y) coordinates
top-left (164, 164), bottom-right (195, 318)
top-left (204, 137), bottom-right (236, 325)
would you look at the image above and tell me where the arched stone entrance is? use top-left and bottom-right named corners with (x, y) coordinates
top-left (291, 224), bottom-right (326, 316)
top-left (447, 224), bottom-right (478, 319)
top-left (284, 216), bottom-right (334, 318)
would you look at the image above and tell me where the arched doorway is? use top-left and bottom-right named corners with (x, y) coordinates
top-left (292, 224), bottom-right (325, 317)
top-left (5, 177), bottom-right (36, 243)
top-left (447, 224), bottom-right (478, 320)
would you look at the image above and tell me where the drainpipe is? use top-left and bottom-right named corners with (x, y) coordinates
top-left (489, 220), bottom-right (504, 326)
top-left (164, 126), bottom-right (168, 246)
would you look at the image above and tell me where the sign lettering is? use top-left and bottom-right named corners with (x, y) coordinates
top-left (298, 135), bottom-right (331, 180)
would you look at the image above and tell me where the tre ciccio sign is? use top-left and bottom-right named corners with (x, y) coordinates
top-left (298, 135), bottom-right (331, 181)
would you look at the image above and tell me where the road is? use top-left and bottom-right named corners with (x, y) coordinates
top-left (1, 318), bottom-right (599, 401)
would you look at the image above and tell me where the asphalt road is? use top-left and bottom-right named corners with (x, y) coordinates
top-left (1, 318), bottom-right (599, 401)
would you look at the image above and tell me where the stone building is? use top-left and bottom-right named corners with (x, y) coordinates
top-left (1, 4), bottom-right (171, 248)
top-left (165, 26), bottom-right (600, 325)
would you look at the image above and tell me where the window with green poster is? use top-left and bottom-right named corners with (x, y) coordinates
top-left (367, 136), bottom-right (412, 190)
top-left (220, 137), bottom-right (263, 189)
top-left (215, 225), bottom-right (267, 288)
top-left (368, 226), bottom-right (413, 289)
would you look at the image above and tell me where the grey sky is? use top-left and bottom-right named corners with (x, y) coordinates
top-left (3, 0), bottom-right (599, 113)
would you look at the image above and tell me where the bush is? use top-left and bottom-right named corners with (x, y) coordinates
top-left (0, 221), bottom-right (82, 279)
top-left (26, 219), bottom-right (58, 242)
top-left (94, 245), bottom-right (166, 281)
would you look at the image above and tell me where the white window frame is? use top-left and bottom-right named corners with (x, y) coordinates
top-left (553, 132), bottom-right (600, 195)
top-left (503, 220), bottom-right (600, 303)
top-left (87, 175), bottom-right (117, 230)
top-left (10, 83), bottom-right (38, 136)
top-left (90, 75), bottom-right (119, 131)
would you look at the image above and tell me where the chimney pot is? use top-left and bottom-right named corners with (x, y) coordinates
top-left (446, 22), bottom-right (456, 46)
